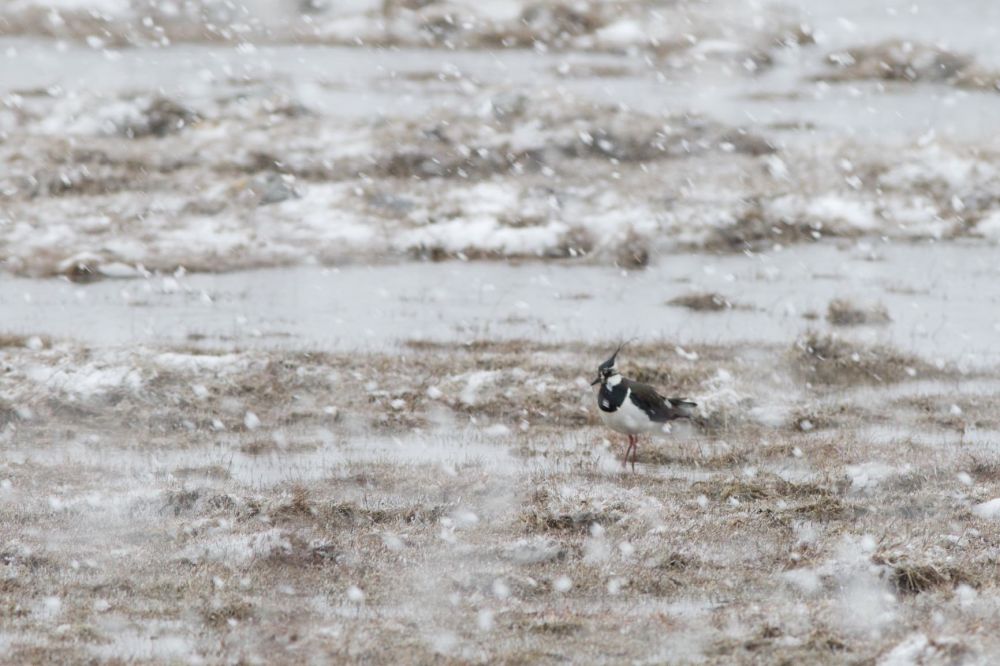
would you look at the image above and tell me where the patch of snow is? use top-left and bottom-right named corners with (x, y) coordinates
top-left (846, 462), bottom-right (899, 493)
top-left (476, 609), bottom-right (494, 631)
top-left (781, 568), bottom-right (822, 595)
top-left (457, 370), bottom-right (499, 406)
top-left (595, 19), bottom-right (646, 48)
top-left (154, 352), bottom-right (243, 372)
top-left (491, 579), bottom-right (510, 599)
top-left (879, 633), bottom-right (930, 666)
top-left (24, 360), bottom-right (142, 398)
top-left (553, 575), bottom-right (573, 592)
top-left (482, 423), bottom-right (511, 437)
top-left (972, 498), bottom-right (1000, 519)
top-left (243, 411), bottom-right (261, 430)
top-left (178, 528), bottom-right (290, 566)
top-left (502, 537), bottom-right (562, 565)
top-left (973, 210), bottom-right (1000, 242)
top-left (770, 193), bottom-right (879, 232)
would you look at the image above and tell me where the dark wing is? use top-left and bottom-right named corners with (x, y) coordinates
top-left (624, 378), bottom-right (697, 422)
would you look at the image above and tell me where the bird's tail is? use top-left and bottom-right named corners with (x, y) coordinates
top-left (668, 398), bottom-right (698, 418)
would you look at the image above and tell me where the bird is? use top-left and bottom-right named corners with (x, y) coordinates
top-left (591, 344), bottom-right (697, 471)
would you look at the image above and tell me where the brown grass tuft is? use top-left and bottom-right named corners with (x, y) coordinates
top-left (792, 331), bottom-right (924, 385)
top-left (0, 333), bottom-right (50, 348)
top-left (873, 553), bottom-right (978, 595)
top-left (202, 599), bottom-right (255, 629)
top-left (616, 230), bottom-right (651, 269)
top-left (820, 40), bottom-right (973, 84)
top-left (826, 298), bottom-right (890, 326)
top-left (667, 292), bottom-right (735, 312)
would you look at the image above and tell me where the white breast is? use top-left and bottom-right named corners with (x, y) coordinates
top-left (599, 389), bottom-right (660, 435)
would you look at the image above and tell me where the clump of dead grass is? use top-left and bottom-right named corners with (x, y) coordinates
top-left (821, 40), bottom-right (973, 84)
top-left (642, 445), bottom-right (750, 469)
top-left (702, 200), bottom-right (822, 252)
top-left (270, 487), bottom-right (448, 528)
top-left (667, 292), bottom-right (737, 312)
top-left (873, 552), bottom-right (979, 595)
top-left (786, 403), bottom-right (858, 432)
top-left (790, 496), bottom-right (863, 522)
top-left (161, 489), bottom-right (252, 519)
top-left (520, 487), bottom-right (627, 533)
top-left (202, 599), bottom-right (255, 629)
top-left (615, 230), bottom-right (651, 269)
top-left (0, 333), bottom-right (50, 349)
top-left (0, 399), bottom-right (15, 428)
top-left (792, 331), bottom-right (923, 385)
top-left (826, 298), bottom-right (890, 326)
top-left (692, 474), bottom-right (838, 504)
top-left (121, 96), bottom-right (200, 138)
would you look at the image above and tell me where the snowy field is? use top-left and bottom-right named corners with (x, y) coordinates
top-left (4, 0), bottom-right (1000, 663)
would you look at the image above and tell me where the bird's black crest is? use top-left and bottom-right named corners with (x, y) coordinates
top-left (598, 342), bottom-right (626, 371)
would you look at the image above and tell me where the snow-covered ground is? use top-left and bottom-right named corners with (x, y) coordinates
top-left (4, 1), bottom-right (1000, 663)
top-left (4, 2), bottom-right (1000, 278)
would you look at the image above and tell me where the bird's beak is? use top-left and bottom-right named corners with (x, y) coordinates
top-left (590, 376), bottom-right (601, 386)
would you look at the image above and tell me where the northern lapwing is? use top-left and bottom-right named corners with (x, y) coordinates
top-left (591, 345), bottom-right (697, 471)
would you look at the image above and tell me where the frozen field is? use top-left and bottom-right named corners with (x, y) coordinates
top-left (4, 0), bottom-right (1000, 663)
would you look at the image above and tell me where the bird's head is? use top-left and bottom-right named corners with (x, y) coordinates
top-left (591, 344), bottom-right (624, 386)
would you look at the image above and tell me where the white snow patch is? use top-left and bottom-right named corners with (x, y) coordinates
top-left (178, 528), bottom-right (291, 566)
top-left (243, 411), bottom-right (261, 430)
top-left (879, 633), bottom-right (931, 666)
top-left (457, 370), bottom-right (499, 406)
top-left (595, 19), bottom-right (646, 48)
top-left (972, 498), bottom-right (1000, 519)
top-left (694, 369), bottom-right (748, 425)
top-left (973, 210), bottom-right (1000, 242)
top-left (477, 609), bottom-right (495, 631)
top-left (553, 575), bottom-right (573, 592)
top-left (846, 462), bottom-right (899, 493)
top-left (482, 423), bottom-right (511, 437)
top-left (770, 194), bottom-right (879, 232)
top-left (154, 352), bottom-right (243, 372)
top-left (781, 568), bottom-right (822, 595)
top-left (25, 361), bottom-right (142, 398)
top-left (502, 537), bottom-right (562, 565)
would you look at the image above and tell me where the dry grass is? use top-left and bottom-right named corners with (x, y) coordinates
top-left (2, 337), bottom-right (999, 662)
top-left (667, 292), bottom-right (740, 312)
top-left (826, 298), bottom-right (891, 326)
top-left (615, 229), bottom-right (651, 269)
top-left (792, 331), bottom-right (926, 385)
top-left (872, 551), bottom-right (980, 595)
top-left (701, 200), bottom-right (826, 252)
top-left (820, 40), bottom-right (974, 84)
top-left (0, 333), bottom-right (50, 349)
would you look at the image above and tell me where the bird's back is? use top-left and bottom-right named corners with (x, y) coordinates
top-left (622, 378), bottom-right (697, 423)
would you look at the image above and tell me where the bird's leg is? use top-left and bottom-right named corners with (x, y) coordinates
top-left (621, 435), bottom-right (630, 469)
top-left (622, 435), bottom-right (638, 471)
top-left (631, 436), bottom-right (638, 472)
